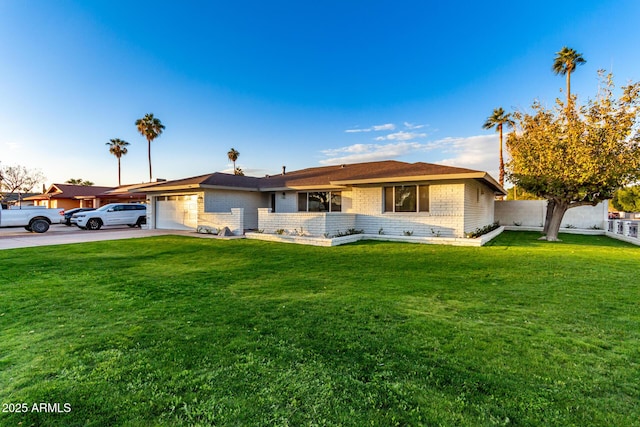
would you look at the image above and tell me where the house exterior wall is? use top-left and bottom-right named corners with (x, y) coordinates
top-left (463, 179), bottom-right (496, 233)
top-left (203, 189), bottom-right (268, 230)
top-left (350, 184), bottom-right (465, 238)
top-left (272, 191), bottom-right (299, 213)
top-left (260, 183), bottom-right (476, 238)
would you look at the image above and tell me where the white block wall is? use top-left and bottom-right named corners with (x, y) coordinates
top-left (349, 184), bottom-right (465, 238)
top-left (199, 208), bottom-right (244, 235)
top-left (204, 189), bottom-right (268, 230)
top-left (495, 200), bottom-right (608, 229)
top-left (258, 209), bottom-right (356, 236)
top-left (463, 180), bottom-right (496, 233)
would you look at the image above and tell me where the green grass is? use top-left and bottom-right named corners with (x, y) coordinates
top-left (0, 231), bottom-right (638, 426)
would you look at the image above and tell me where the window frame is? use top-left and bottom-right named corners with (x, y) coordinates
top-left (297, 191), bottom-right (342, 212)
top-left (383, 185), bottom-right (430, 213)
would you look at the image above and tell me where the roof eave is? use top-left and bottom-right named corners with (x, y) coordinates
top-left (331, 172), bottom-right (507, 195)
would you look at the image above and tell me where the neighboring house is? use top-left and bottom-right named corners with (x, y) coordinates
top-left (141, 160), bottom-right (506, 237)
top-left (23, 183), bottom-right (147, 210)
top-left (0, 193), bottom-right (39, 208)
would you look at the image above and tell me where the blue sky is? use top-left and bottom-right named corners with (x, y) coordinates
top-left (1, 0), bottom-right (639, 188)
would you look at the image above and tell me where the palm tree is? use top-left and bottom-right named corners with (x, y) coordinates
top-left (482, 107), bottom-right (514, 188)
top-left (65, 178), bottom-right (94, 186)
top-left (135, 113), bottom-right (165, 181)
top-left (227, 148), bottom-right (240, 174)
top-left (552, 46), bottom-right (586, 105)
top-left (106, 138), bottom-right (130, 186)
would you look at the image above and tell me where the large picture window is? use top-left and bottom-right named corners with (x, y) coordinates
top-left (298, 191), bottom-right (342, 212)
top-left (384, 185), bottom-right (429, 213)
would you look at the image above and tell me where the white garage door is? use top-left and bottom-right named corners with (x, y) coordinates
top-left (156, 195), bottom-right (198, 230)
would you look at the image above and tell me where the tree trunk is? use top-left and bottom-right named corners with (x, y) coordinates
top-left (118, 157), bottom-right (122, 187)
top-left (542, 199), bottom-right (556, 234)
top-left (540, 200), bottom-right (568, 241)
top-left (148, 139), bottom-right (152, 182)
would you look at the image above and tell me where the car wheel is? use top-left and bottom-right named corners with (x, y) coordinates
top-left (86, 218), bottom-right (102, 230)
top-left (24, 225), bottom-right (32, 231)
top-left (30, 219), bottom-right (50, 233)
top-left (136, 217), bottom-right (146, 227)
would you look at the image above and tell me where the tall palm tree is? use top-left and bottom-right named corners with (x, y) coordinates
top-left (482, 107), bottom-right (514, 188)
top-left (135, 113), bottom-right (165, 181)
top-left (552, 46), bottom-right (586, 105)
top-left (227, 148), bottom-right (240, 174)
top-left (106, 138), bottom-right (130, 186)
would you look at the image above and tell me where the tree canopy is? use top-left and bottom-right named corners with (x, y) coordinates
top-left (482, 107), bottom-right (513, 188)
top-left (135, 113), bottom-right (165, 181)
top-left (0, 164), bottom-right (45, 201)
top-left (552, 46), bottom-right (586, 103)
top-left (106, 138), bottom-right (130, 186)
top-left (66, 178), bottom-right (94, 186)
top-left (612, 185), bottom-right (640, 212)
top-left (506, 72), bottom-right (640, 241)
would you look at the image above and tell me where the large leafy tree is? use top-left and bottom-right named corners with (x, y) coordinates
top-left (552, 46), bottom-right (586, 104)
top-left (106, 138), bottom-right (130, 186)
top-left (227, 148), bottom-right (240, 175)
top-left (135, 113), bottom-right (165, 181)
top-left (482, 107), bottom-right (513, 188)
top-left (612, 185), bottom-right (640, 212)
top-left (506, 72), bottom-right (640, 241)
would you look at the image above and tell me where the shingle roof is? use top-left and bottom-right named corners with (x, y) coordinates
top-left (23, 184), bottom-right (115, 200)
top-left (141, 161), bottom-right (506, 194)
top-left (260, 161), bottom-right (487, 188)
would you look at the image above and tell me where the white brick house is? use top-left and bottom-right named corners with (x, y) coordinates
top-left (141, 161), bottom-right (506, 237)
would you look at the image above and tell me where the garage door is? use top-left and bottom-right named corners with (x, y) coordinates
top-left (155, 195), bottom-right (198, 230)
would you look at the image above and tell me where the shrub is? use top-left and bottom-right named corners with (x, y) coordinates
top-left (334, 228), bottom-right (364, 237)
top-left (466, 222), bottom-right (500, 238)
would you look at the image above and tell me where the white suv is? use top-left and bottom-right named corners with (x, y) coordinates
top-left (73, 203), bottom-right (147, 230)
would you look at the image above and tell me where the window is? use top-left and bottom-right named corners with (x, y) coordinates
top-left (384, 185), bottom-right (429, 212)
top-left (297, 191), bottom-right (342, 212)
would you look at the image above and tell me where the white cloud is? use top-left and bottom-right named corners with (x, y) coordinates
top-left (403, 122), bottom-right (425, 130)
top-left (372, 123), bottom-right (396, 131)
top-left (437, 134), bottom-right (501, 178)
top-left (345, 123), bottom-right (395, 133)
top-left (375, 131), bottom-right (427, 142)
top-left (319, 141), bottom-right (441, 165)
top-left (2, 141), bottom-right (21, 151)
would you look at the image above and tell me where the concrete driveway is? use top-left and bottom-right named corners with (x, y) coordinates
top-left (0, 224), bottom-right (195, 250)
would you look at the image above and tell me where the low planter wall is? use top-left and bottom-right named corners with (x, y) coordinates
top-left (245, 226), bottom-right (505, 247)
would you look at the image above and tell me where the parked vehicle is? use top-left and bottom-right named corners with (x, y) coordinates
top-left (0, 205), bottom-right (65, 233)
top-left (63, 207), bottom-right (96, 226)
top-left (73, 203), bottom-right (146, 230)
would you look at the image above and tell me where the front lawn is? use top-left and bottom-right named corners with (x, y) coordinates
top-left (0, 232), bottom-right (638, 426)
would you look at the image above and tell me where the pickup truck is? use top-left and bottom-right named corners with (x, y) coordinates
top-left (0, 205), bottom-right (65, 233)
